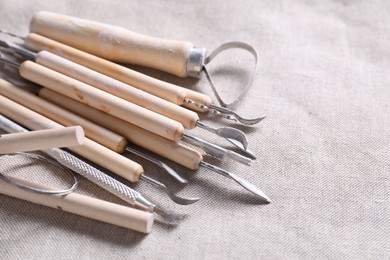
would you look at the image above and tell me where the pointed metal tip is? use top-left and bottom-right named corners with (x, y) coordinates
top-left (126, 146), bottom-right (188, 184)
top-left (162, 164), bottom-right (188, 184)
top-left (140, 175), bottom-right (199, 205)
top-left (236, 177), bottom-right (271, 203)
top-left (240, 149), bottom-right (257, 160)
top-left (244, 115), bottom-right (266, 126)
top-left (154, 206), bottom-right (187, 223)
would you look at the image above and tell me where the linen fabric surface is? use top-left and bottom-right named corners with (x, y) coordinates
top-left (0, 0), bottom-right (389, 259)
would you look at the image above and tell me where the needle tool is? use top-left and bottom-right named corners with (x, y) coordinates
top-left (0, 114), bottom-right (185, 223)
top-left (0, 92), bottom-right (199, 205)
top-left (37, 88), bottom-right (271, 202)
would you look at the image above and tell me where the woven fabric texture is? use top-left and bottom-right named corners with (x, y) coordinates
top-left (0, 0), bottom-right (389, 259)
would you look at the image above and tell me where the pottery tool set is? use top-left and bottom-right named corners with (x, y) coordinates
top-left (0, 11), bottom-right (269, 234)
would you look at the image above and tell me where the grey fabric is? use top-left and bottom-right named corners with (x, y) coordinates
top-left (0, 0), bottom-right (389, 259)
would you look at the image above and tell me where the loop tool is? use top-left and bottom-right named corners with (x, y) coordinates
top-left (0, 152), bottom-right (79, 195)
top-left (0, 86), bottom-right (199, 206)
top-left (34, 87), bottom-right (270, 202)
top-left (27, 11), bottom-right (265, 125)
top-left (0, 114), bottom-right (185, 223)
top-left (0, 42), bottom-right (254, 161)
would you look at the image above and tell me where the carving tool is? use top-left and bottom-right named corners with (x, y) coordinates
top-left (0, 39), bottom-right (250, 152)
top-left (0, 78), bottom-right (186, 184)
top-left (0, 52), bottom-right (252, 165)
top-left (29, 11), bottom-right (262, 114)
top-left (0, 177), bottom-right (154, 233)
top-left (0, 93), bottom-right (199, 205)
top-left (0, 126), bottom-right (84, 154)
top-left (39, 88), bottom-right (271, 202)
top-left (0, 114), bottom-right (184, 222)
top-left (23, 32), bottom-right (263, 125)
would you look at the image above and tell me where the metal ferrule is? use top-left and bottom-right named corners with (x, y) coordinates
top-left (186, 47), bottom-right (206, 78)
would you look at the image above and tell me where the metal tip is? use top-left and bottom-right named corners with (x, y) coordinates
top-left (153, 206), bottom-right (187, 224)
top-left (200, 161), bottom-right (270, 202)
top-left (182, 133), bottom-right (253, 165)
top-left (233, 176), bottom-right (271, 203)
top-left (139, 175), bottom-right (199, 205)
top-left (196, 121), bottom-right (248, 150)
top-left (126, 147), bottom-right (188, 184)
top-left (209, 104), bottom-right (266, 126)
top-left (226, 149), bottom-right (252, 166)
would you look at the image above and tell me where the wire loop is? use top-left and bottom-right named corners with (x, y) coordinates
top-left (0, 152), bottom-right (79, 195)
top-left (203, 41), bottom-right (259, 109)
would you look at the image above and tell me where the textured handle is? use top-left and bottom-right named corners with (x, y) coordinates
top-left (0, 114), bottom-right (148, 211)
top-left (30, 11), bottom-right (193, 77)
top-left (25, 33), bottom-right (187, 104)
top-left (0, 177), bottom-right (153, 233)
top-left (19, 60), bottom-right (184, 141)
top-left (0, 94), bottom-right (143, 182)
top-left (0, 126), bottom-right (84, 154)
top-left (40, 88), bottom-right (203, 170)
top-left (36, 51), bottom-right (199, 129)
top-left (0, 78), bottom-right (127, 153)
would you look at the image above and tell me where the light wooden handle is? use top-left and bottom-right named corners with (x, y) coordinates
top-left (182, 88), bottom-right (213, 111)
top-left (36, 51), bottom-right (199, 129)
top-left (25, 33), bottom-right (212, 113)
top-left (25, 33), bottom-right (188, 105)
top-left (0, 94), bottom-right (143, 182)
top-left (30, 11), bottom-right (193, 77)
top-left (0, 78), bottom-right (127, 153)
top-left (40, 88), bottom-right (204, 170)
top-left (19, 60), bottom-right (184, 142)
top-left (0, 126), bottom-right (84, 154)
top-left (0, 177), bottom-right (153, 233)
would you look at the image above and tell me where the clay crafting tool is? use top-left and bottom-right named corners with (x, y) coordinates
top-left (39, 88), bottom-right (271, 202)
top-left (0, 52), bottom-right (253, 164)
top-left (28, 12), bottom-right (264, 121)
top-left (22, 32), bottom-right (263, 125)
top-left (0, 40), bottom-right (250, 153)
top-left (0, 114), bottom-right (185, 222)
top-left (0, 176), bottom-right (154, 233)
top-left (0, 78), bottom-right (186, 184)
top-left (0, 94), bottom-right (199, 205)
top-left (0, 126), bottom-right (84, 154)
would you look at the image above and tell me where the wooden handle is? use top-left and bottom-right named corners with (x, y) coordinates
top-left (0, 177), bottom-right (153, 233)
top-left (40, 88), bottom-right (203, 170)
top-left (0, 126), bottom-right (84, 154)
top-left (182, 88), bottom-right (213, 112)
top-left (0, 78), bottom-right (127, 153)
top-left (30, 11), bottom-right (193, 77)
top-left (0, 94), bottom-right (143, 182)
top-left (36, 51), bottom-right (199, 129)
top-left (19, 60), bottom-right (184, 142)
top-left (25, 33), bottom-right (188, 105)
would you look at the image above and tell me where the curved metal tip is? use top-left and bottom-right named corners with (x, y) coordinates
top-left (239, 115), bottom-right (266, 126)
top-left (217, 127), bottom-right (248, 150)
top-left (200, 161), bottom-right (270, 203)
top-left (166, 190), bottom-right (200, 205)
top-left (196, 121), bottom-right (248, 150)
top-left (126, 147), bottom-right (188, 184)
top-left (154, 206), bottom-right (187, 223)
top-left (209, 104), bottom-right (266, 126)
top-left (140, 175), bottom-right (199, 205)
